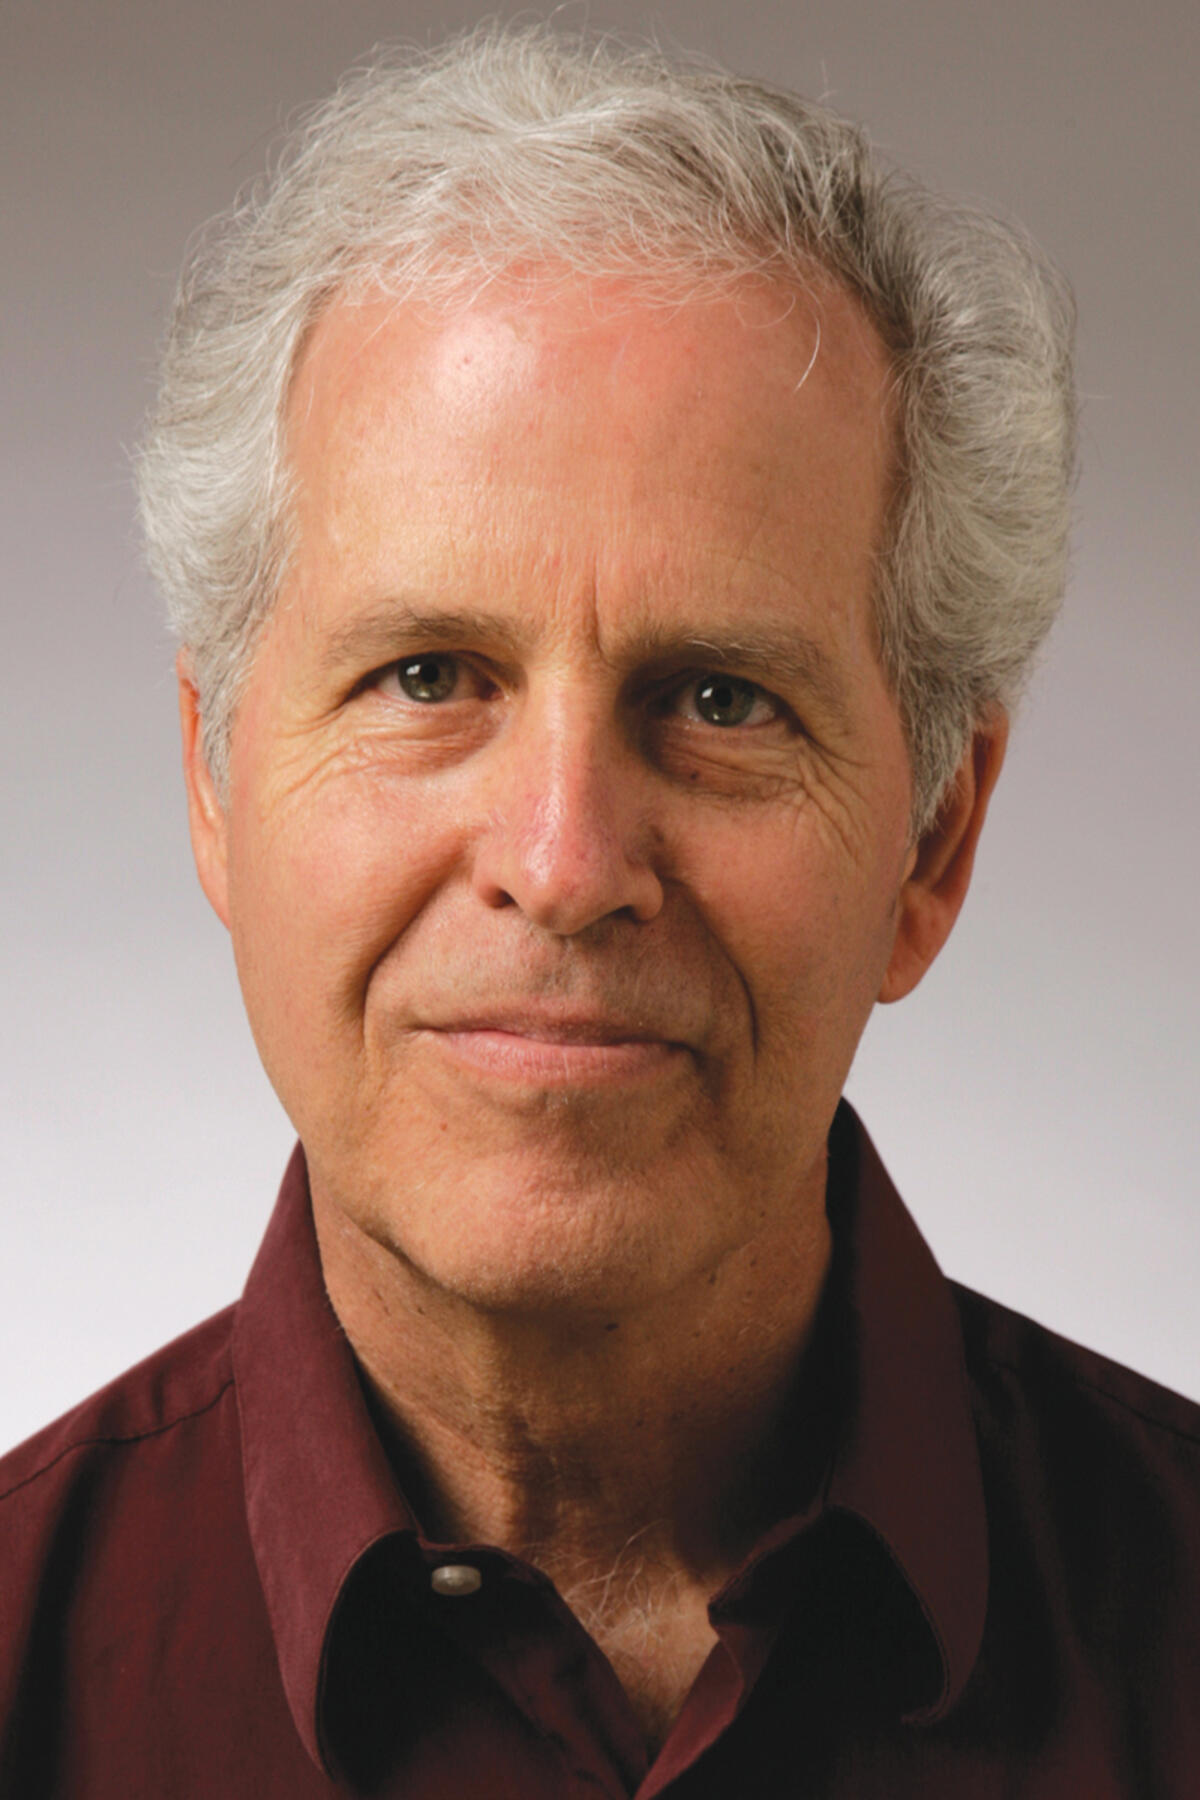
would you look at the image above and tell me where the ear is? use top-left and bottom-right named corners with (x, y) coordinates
top-left (878, 711), bottom-right (1008, 1004)
top-left (177, 651), bottom-right (232, 932)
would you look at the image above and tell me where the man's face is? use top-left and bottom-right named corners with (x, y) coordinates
top-left (195, 271), bottom-right (918, 1315)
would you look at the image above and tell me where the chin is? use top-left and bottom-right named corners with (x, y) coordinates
top-left (367, 1166), bottom-right (713, 1321)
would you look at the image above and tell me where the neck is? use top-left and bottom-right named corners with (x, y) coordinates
top-left (313, 1170), bottom-right (833, 1589)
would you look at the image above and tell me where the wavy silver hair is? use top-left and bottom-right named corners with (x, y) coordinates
top-left (137, 23), bottom-right (1076, 834)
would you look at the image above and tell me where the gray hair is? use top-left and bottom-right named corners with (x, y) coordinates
top-left (137, 23), bottom-right (1076, 835)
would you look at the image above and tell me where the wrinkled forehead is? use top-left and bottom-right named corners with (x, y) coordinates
top-left (269, 267), bottom-right (900, 705)
top-left (239, 263), bottom-right (908, 815)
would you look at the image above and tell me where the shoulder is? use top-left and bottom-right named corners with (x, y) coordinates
top-left (940, 1288), bottom-right (1200, 1785)
top-left (0, 1304), bottom-right (238, 1512)
top-left (951, 1280), bottom-right (1200, 1623)
top-left (0, 1305), bottom-right (246, 1721)
top-left (952, 1280), bottom-right (1200, 1455)
top-left (0, 1306), bottom-right (276, 1792)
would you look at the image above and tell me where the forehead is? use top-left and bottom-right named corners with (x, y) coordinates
top-left (289, 267), bottom-right (891, 470)
top-left (281, 268), bottom-right (895, 657)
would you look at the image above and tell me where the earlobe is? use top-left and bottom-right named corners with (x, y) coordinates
top-left (177, 651), bottom-right (232, 932)
top-left (878, 711), bottom-right (1008, 1004)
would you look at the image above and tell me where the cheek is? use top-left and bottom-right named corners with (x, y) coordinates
top-left (695, 811), bottom-right (901, 1039)
top-left (226, 770), bottom-right (461, 1039)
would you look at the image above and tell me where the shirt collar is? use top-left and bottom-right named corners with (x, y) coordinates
top-left (820, 1101), bottom-right (989, 1721)
top-left (233, 1144), bottom-right (414, 1774)
top-left (233, 1105), bottom-right (989, 1775)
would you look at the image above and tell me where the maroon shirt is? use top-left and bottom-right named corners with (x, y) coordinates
top-left (2, 1104), bottom-right (1198, 1796)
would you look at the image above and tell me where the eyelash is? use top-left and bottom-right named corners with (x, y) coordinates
top-left (374, 655), bottom-right (492, 705)
top-left (369, 655), bottom-right (785, 730)
top-left (664, 675), bottom-right (782, 729)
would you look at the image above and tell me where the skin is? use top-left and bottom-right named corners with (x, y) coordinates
top-left (180, 269), bottom-right (1006, 1748)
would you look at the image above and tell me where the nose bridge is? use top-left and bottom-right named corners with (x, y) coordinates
top-left (527, 682), bottom-right (616, 843)
top-left (473, 677), bottom-right (662, 932)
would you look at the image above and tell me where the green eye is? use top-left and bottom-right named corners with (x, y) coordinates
top-left (398, 655), bottom-right (458, 702)
top-left (693, 676), bottom-right (759, 726)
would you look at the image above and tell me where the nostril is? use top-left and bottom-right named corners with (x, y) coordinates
top-left (468, 744), bottom-right (665, 932)
top-left (471, 826), bottom-right (663, 934)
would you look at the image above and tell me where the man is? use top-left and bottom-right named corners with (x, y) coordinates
top-left (2, 23), bottom-right (1196, 1797)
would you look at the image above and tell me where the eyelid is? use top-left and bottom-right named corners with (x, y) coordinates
top-left (654, 670), bottom-right (787, 722)
top-left (366, 652), bottom-right (498, 702)
top-left (357, 657), bottom-right (792, 728)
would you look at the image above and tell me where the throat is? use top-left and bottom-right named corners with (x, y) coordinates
top-left (557, 1566), bottom-right (721, 1757)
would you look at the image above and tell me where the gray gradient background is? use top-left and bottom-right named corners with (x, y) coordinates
top-left (3, 0), bottom-right (1197, 1452)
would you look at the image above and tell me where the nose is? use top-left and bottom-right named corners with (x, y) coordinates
top-left (470, 694), bottom-right (664, 935)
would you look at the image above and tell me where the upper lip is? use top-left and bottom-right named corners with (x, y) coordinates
top-left (425, 1009), bottom-right (686, 1046)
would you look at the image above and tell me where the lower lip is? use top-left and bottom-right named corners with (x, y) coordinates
top-left (429, 1029), bottom-right (687, 1085)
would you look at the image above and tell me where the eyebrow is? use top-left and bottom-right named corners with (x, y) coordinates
top-left (315, 598), bottom-right (853, 723)
top-left (317, 602), bottom-right (527, 674)
top-left (626, 627), bottom-right (852, 725)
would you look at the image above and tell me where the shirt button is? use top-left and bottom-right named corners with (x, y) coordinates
top-left (430, 1563), bottom-right (483, 1597)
